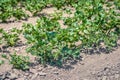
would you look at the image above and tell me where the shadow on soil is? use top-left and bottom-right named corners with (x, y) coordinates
top-left (81, 40), bottom-right (120, 55)
top-left (0, 41), bottom-right (26, 53)
top-left (54, 40), bottom-right (120, 69)
top-left (0, 46), bottom-right (10, 53)
top-left (0, 13), bottom-right (48, 24)
top-left (28, 40), bottom-right (120, 71)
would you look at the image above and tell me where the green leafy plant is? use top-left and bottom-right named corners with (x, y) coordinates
top-left (0, 0), bottom-right (78, 22)
top-left (1, 54), bottom-right (8, 59)
top-left (64, 0), bottom-right (120, 49)
top-left (23, 0), bottom-right (47, 16)
top-left (12, 8), bottom-right (29, 20)
top-left (51, 0), bottom-right (65, 9)
top-left (10, 53), bottom-right (30, 71)
top-left (23, 16), bottom-right (81, 65)
top-left (0, 28), bottom-right (21, 46)
top-left (0, 0), bottom-right (28, 22)
top-left (0, 60), bottom-right (4, 65)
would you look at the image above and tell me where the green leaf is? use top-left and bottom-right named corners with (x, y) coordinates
top-left (0, 60), bottom-right (4, 65)
top-left (83, 30), bottom-right (89, 34)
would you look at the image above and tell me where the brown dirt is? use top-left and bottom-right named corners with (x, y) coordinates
top-left (0, 7), bottom-right (120, 80)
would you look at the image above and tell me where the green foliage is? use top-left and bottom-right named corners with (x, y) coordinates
top-left (64, 0), bottom-right (120, 48)
top-left (23, 16), bottom-right (80, 65)
top-left (50, 11), bottom-right (62, 21)
top-left (0, 0), bottom-right (120, 66)
top-left (0, 28), bottom-right (21, 46)
top-left (10, 53), bottom-right (30, 71)
top-left (1, 54), bottom-right (7, 59)
top-left (0, 0), bottom-right (78, 22)
top-left (0, 60), bottom-right (4, 65)
top-left (22, 0), bottom-right (47, 16)
top-left (51, 0), bottom-right (65, 9)
top-left (50, 0), bottom-right (78, 9)
top-left (0, 0), bottom-right (28, 22)
top-left (12, 8), bottom-right (28, 20)
top-left (114, 0), bottom-right (120, 9)
top-left (23, 0), bottom-right (120, 66)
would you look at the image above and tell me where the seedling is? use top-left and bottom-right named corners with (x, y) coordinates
top-left (10, 53), bottom-right (30, 71)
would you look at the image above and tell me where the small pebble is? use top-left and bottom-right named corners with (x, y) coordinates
top-left (102, 76), bottom-right (107, 80)
top-left (38, 72), bottom-right (47, 76)
top-left (115, 74), bottom-right (119, 79)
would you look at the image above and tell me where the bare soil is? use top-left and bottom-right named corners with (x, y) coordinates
top-left (0, 7), bottom-right (120, 80)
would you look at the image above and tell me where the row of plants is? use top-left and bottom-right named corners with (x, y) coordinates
top-left (0, 0), bottom-right (120, 70)
top-left (64, 0), bottom-right (120, 49)
top-left (1, 0), bottom-right (119, 22)
top-left (0, 53), bottom-right (30, 71)
top-left (23, 16), bottom-right (81, 65)
top-left (0, 28), bottom-right (29, 70)
top-left (0, 28), bottom-right (21, 46)
top-left (0, 0), bottom-right (28, 22)
top-left (0, 0), bottom-right (78, 22)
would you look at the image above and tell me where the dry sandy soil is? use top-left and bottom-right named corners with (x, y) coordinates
top-left (0, 7), bottom-right (120, 80)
